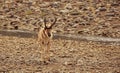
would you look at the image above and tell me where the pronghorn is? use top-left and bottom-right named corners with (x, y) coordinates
top-left (38, 17), bottom-right (57, 61)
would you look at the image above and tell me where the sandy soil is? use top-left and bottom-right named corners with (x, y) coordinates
top-left (0, 0), bottom-right (120, 73)
top-left (0, 36), bottom-right (119, 73)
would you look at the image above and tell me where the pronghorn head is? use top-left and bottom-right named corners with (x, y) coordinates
top-left (41, 17), bottom-right (57, 37)
top-left (43, 17), bottom-right (57, 30)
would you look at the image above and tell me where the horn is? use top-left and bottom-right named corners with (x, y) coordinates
top-left (49, 17), bottom-right (57, 29)
top-left (43, 17), bottom-right (47, 28)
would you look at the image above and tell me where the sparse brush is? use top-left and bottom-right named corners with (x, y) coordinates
top-left (88, 0), bottom-right (96, 17)
top-left (106, 3), bottom-right (111, 12)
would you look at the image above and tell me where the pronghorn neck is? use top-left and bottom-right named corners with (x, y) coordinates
top-left (44, 28), bottom-right (52, 38)
top-left (39, 28), bottom-right (53, 40)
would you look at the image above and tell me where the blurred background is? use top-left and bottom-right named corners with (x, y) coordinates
top-left (0, 0), bottom-right (119, 38)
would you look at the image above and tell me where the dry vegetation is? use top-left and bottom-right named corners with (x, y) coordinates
top-left (0, 36), bottom-right (120, 73)
top-left (0, 0), bottom-right (120, 73)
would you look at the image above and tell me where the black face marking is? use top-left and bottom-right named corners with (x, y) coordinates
top-left (42, 41), bottom-right (44, 44)
top-left (48, 32), bottom-right (51, 37)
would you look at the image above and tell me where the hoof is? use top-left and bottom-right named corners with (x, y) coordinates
top-left (39, 60), bottom-right (49, 65)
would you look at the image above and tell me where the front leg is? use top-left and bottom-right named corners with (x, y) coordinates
top-left (41, 41), bottom-right (49, 61)
top-left (45, 41), bottom-right (51, 61)
top-left (38, 41), bottom-right (45, 61)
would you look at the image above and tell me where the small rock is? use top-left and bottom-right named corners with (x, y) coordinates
top-left (76, 59), bottom-right (84, 65)
top-left (10, 21), bottom-right (19, 25)
top-left (51, 2), bottom-right (61, 8)
top-left (111, 3), bottom-right (119, 6)
top-left (70, 11), bottom-right (80, 15)
top-left (72, 24), bottom-right (79, 28)
top-left (79, 21), bottom-right (90, 25)
top-left (106, 12), bottom-right (115, 16)
top-left (64, 61), bottom-right (74, 65)
top-left (60, 9), bottom-right (69, 14)
top-left (65, 3), bottom-right (72, 10)
top-left (97, 7), bottom-right (106, 11)
top-left (107, 17), bottom-right (112, 21)
top-left (77, 30), bottom-right (84, 34)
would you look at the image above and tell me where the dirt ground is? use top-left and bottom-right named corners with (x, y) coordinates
top-left (0, 36), bottom-right (120, 73)
top-left (0, 0), bottom-right (120, 73)
top-left (0, 0), bottom-right (120, 38)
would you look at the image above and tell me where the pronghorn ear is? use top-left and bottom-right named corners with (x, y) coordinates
top-left (49, 17), bottom-right (57, 29)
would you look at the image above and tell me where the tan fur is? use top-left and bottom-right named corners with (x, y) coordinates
top-left (37, 18), bottom-right (57, 61)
